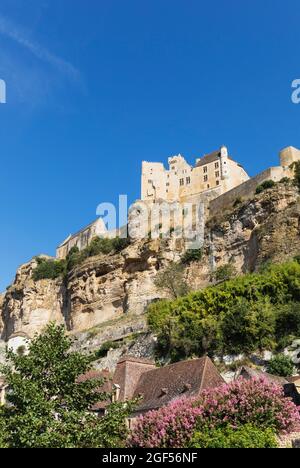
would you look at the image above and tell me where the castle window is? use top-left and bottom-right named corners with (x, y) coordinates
top-left (216, 180), bottom-right (220, 186)
top-left (207, 184), bottom-right (210, 189)
top-left (215, 162), bottom-right (219, 169)
top-left (166, 182), bottom-right (170, 187)
top-left (215, 171), bottom-right (220, 178)
top-left (186, 177), bottom-right (191, 185)
top-left (203, 166), bottom-right (208, 173)
top-left (180, 178), bottom-right (184, 186)
top-left (204, 175), bottom-right (208, 182)
top-left (148, 179), bottom-right (153, 184)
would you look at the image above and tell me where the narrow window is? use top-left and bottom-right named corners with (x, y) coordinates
top-left (203, 166), bottom-right (208, 173)
top-left (204, 175), bottom-right (208, 182)
top-left (186, 177), bottom-right (191, 185)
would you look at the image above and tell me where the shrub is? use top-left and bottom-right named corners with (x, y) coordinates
top-left (255, 180), bottom-right (276, 194)
top-left (211, 263), bottom-right (237, 282)
top-left (190, 424), bottom-right (278, 448)
top-left (266, 354), bottom-right (295, 377)
top-left (128, 379), bottom-right (300, 448)
top-left (181, 249), bottom-right (203, 265)
top-left (275, 302), bottom-right (300, 349)
top-left (32, 257), bottom-right (66, 281)
top-left (279, 177), bottom-right (290, 185)
top-left (95, 340), bottom-right (121, 359)
top-left (291, 161), bottom-right (300, 190)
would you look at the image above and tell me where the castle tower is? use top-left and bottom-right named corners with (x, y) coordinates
top-left (220, 145), bottom-right (230, 180)
top-left (280, 146), bottom-right (300, 168)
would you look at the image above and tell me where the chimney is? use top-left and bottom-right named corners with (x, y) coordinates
top-left (113, 356), bottom-right (156, 401)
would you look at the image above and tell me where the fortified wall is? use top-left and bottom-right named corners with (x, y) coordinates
top-left (209, 146), bottom-right (300, 216)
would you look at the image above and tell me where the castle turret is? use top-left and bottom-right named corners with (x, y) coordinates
top-left (280, 146), bottom-right (300, 168)
top-left (220, 145), bottom-right (229, 180)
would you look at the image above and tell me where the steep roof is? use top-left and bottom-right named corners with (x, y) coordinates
top-left (195, 150), bottom-right (234, 167)
top-left (133, 356), bottom-right (225, 413)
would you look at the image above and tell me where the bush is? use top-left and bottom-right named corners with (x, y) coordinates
top-left (32, 257), bottom-right (66, 281)
top-left (279, 177), bottom-right (290, 185)
top-left (128, 378), bottom-right (299, 448)
top-left (211, 263), bottom-right (237, 282)
top-left (255, 180), bottom-right (276, 194)
top-left (95, 340), bottom-right (121, 359)
top-left (292, 161), bottom-right (300, 190)
top-left (266, 354), bottom-right (295, 377)
top-left (181, 249), bottom-right (203, 265)
top-left (190, 424), bottom-right (278, 448)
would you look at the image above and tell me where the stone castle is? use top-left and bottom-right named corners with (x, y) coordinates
top-left (56, 145), bottom-right (300, 259)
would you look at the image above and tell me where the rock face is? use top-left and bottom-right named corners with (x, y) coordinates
top-left (1, 183), bottom-right (300, 348)
top-left (0, 238), bottom-right (183, 341)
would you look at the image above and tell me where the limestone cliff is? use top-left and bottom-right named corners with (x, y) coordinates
top-left (1, 183), bottom-right (300, 359)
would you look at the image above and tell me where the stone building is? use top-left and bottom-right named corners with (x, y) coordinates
top-left (57, 217), bottom-right (107, 260)
top-left (141, 145), bottom-right (249, 203)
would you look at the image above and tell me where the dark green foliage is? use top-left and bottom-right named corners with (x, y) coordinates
top-left (33, 237), bottom-right (131, 281)
top-left (32, 257), bottom-right (66, 281)
top-left (190, 424), bottom-right (278, 448)
top-left (212, 263), bottom-right (237, 282)
top-left (0, 323), bottom-right (133, 448)
top-left (255, 179), bottom-right (276, 194)
top-left (95, 340), bottom-right (121, 359)
top-left (154, 262), bottom-right (189, 299)
top-left (181, 249), bottom-right (203, 265)
top-left (279, 177), bottom-right (291, 184)
top-left (266, 354), bottom-right (295, 377)
top-left (148, 261), bottom-right (300, 361)
top-left (292, 160), bottom-right (300, 190)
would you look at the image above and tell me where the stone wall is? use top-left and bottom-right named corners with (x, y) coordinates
top-left (209, 166), bottom-right (287, 216)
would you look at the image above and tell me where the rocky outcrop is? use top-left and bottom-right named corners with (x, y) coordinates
top-left (1, 183), bottom-right (300, 349)
top-left (0, 238), bottom-right (183, 341)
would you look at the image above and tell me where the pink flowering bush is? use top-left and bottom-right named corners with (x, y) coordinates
top-left (128, 378), bottom-right (300, 448)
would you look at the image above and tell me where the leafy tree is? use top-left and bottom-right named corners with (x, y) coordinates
top-left (266, 354), bottom-right (295, 377)
top-left (0, 323), bottom-right (133, 448)
top-left (275, 302), bottom-right (300, 349)
top-left (154, 262), bottom-right (189, 299)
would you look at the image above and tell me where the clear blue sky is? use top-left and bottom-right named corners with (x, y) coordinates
top-left (0, 0), bottom-right (299, 291)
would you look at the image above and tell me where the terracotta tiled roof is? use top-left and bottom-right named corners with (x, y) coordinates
top-left (133, 356), bottom-right (225, 413)
top-left (116, 356), bottom-right (155, 365)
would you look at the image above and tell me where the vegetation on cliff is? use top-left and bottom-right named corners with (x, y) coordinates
top-left (32, 236), bottom-right (130, 282)
top-left (148, 260), bottom-right (300, 361)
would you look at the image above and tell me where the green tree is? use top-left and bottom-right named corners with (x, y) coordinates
top-left (266, 354), bottom-right (295, 377)
top-left (154, 262), bottom-right (189, 299)
top-left (212, 263), bottom-right (237, 283)
top-left (0, 323), bottom-right (133, 448)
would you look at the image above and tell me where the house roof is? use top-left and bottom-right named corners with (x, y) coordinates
top-left (195, 150), bottom-right (234, 168)
top-left (132, 356), bottom-right (225, 413)
top-left (238, 366), bottom-right (289, 385)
